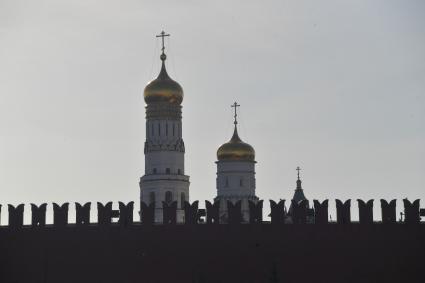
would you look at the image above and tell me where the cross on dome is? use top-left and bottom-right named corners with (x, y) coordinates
top-left (156, 30), bottom-right (170, 61)
top-left (231, 102), bottom-right (240, 125)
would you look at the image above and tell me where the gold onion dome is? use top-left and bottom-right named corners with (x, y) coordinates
top-left (144, 56), bottom-right (183, 105)
top-left (217, 126), bottom-right (255, 161)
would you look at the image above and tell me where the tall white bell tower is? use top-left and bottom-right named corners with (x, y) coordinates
top-left (139, 31), bottom-right (190, 223)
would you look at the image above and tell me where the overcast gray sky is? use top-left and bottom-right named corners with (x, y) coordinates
top-left (1, 0), bottom-right (424, 222)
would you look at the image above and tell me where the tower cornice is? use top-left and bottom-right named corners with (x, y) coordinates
top-left (146, 103), bottom-right (182, 119)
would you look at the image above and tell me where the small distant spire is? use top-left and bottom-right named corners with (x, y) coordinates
top-left (288, 166), bottom-right (307, 215)
top-left (156, 30), bottom-right (170, 61)
top-left (296, 166), bottom-right (301, 181)
top-left (296, 166), bottom-right (302, 189)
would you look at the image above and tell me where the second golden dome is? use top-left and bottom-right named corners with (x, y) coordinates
top-left (217, 127), bottom-right (255, 161)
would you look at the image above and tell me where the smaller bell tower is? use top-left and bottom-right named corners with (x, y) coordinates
top-left (215, 102), bottom-right (258, 222)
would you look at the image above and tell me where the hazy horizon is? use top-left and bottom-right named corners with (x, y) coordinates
top-left (1, 0), bottom-right (424, 223)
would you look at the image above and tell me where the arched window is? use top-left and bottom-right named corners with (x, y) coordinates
top-left (149, 192), bottom-right (155, 205)
top-left (165, 191), bottom-right (172, 204)
top-left (181, 193), bottom-right (186, 209)
top-left (225, 177), bottom-right (229, 187)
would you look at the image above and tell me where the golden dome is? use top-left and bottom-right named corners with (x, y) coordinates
top-left (144, 60), bottom-right (183, 105)
top-left (217, 126), bottom-right (255, 161)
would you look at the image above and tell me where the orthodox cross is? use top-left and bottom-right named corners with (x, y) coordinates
top-left (296, 166), bottom-right (301, 180)
top-left (156, 30), bottom-right (170, 55)
top-left (231, 102), bottom-right (240, 125)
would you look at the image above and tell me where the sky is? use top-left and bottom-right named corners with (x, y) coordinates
top-left (0, 0), bottom-right (424, 223)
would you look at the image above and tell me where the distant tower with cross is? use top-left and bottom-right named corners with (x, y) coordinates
top-left (139, 31), bottom-right (189, 223)
top-left (292, 167), bottom-right (308, 205)
top-left (288, 167), bottom-right (313, 221)
top-left (215, 102), bottom-right (258, 222)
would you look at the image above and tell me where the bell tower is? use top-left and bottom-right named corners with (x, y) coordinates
top-left (139, 31), bottom-right (190, 223)
top-left (215, 102), bottom-right (258, 222)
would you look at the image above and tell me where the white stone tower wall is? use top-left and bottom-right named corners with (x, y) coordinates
top-left (216, 160), bottom-right (258, 222)
top-left (140, 103), bottom-right (190, 223)
top-left (145, 151), bottom-right (185, 175)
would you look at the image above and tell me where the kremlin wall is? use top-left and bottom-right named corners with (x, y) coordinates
top-left (0, 198), bottom-right (424, 283)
